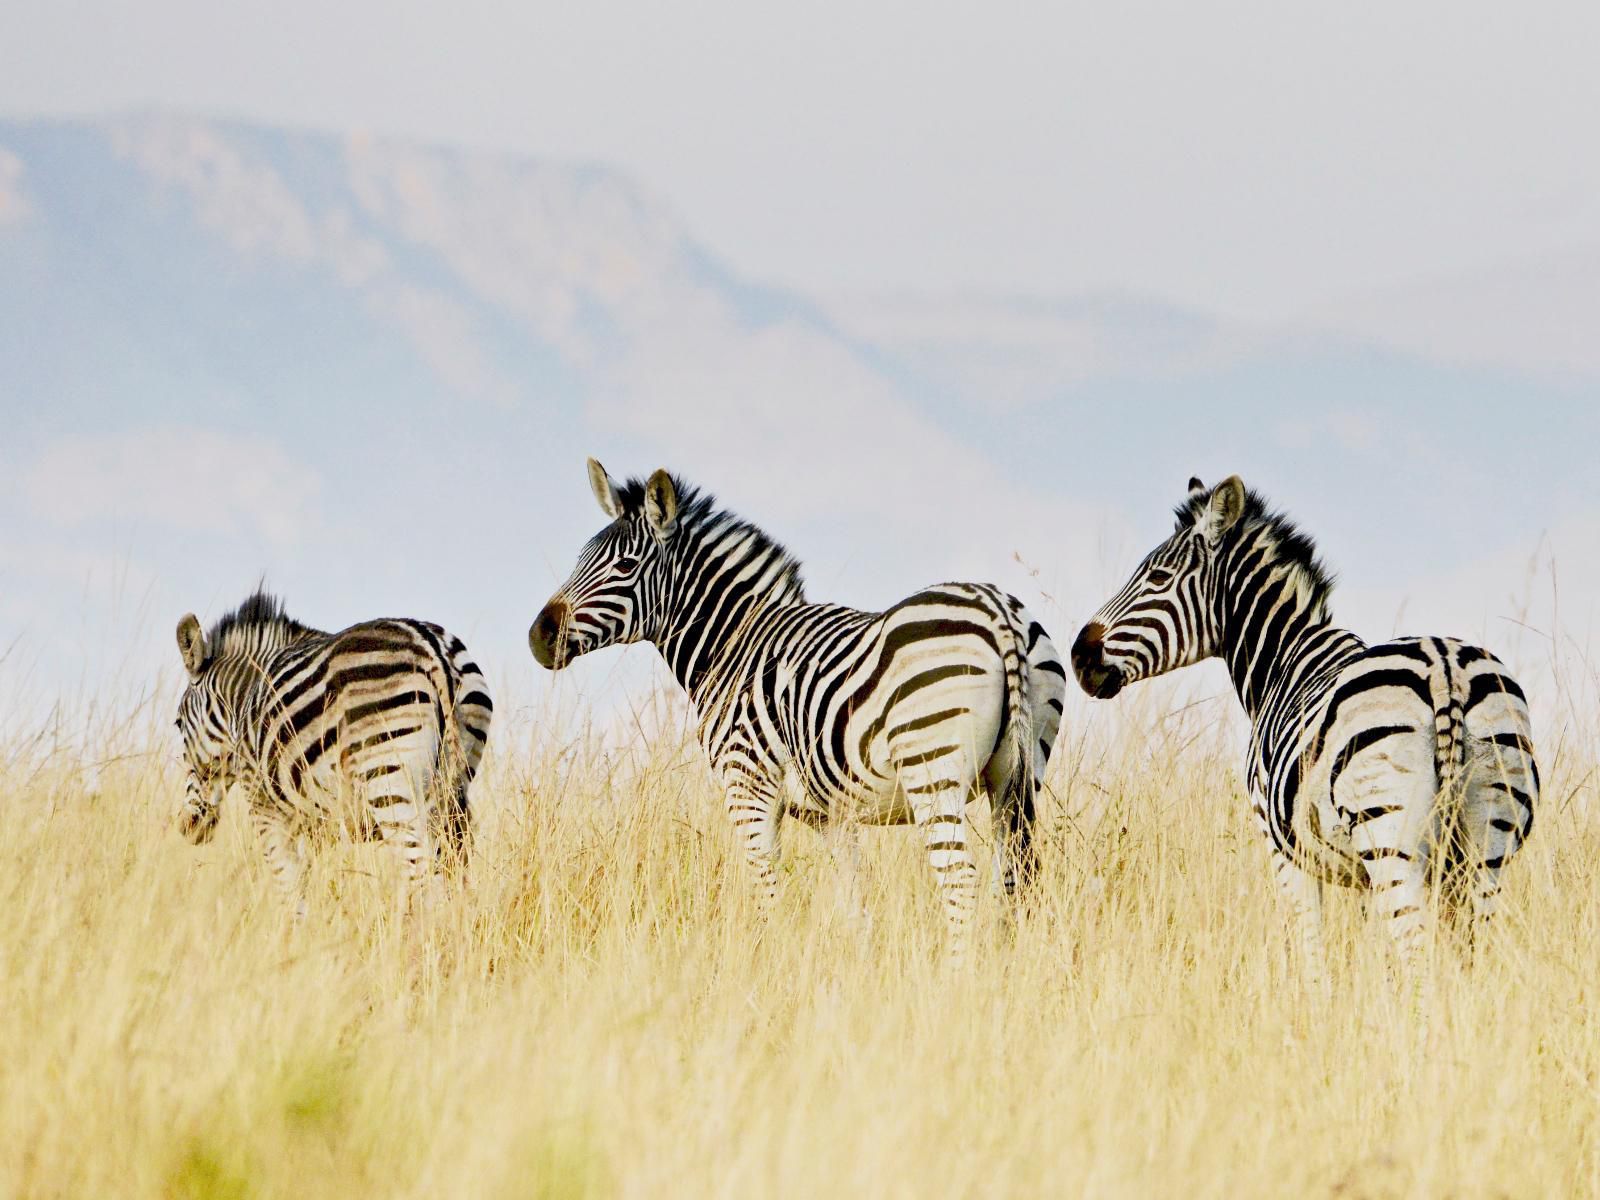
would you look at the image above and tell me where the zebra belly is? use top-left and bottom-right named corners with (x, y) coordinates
top-left (777, 750), bottom-right (910, 825)
top-left (270, 755), bottom-right (382, 842)
top-left (1284, 778), bottom-right (1365, 886)
top-left (846, 776), bottom-right (917, 826)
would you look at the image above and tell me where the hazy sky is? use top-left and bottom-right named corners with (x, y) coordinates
top-left (4, 1), bottom-right (1598, 320)
top-left (1, 6), bottom-right (1596, 748)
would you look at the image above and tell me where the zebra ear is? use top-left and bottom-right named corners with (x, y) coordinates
top-left (1202, 475), bottom-right (1247, 542)
top-left (587, 457), bottom-right (623, 520)
top-left (643, 469), bottom-right (679, 541)
top-left (176, 613), bottom-right (208, 680)
top-left (1188, 476), bottom-right (1205, 495)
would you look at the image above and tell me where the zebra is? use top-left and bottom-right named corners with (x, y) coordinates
top-left (174, 591), bottom-right (493, 920)
top-left (1070, 475), bottom-right (1538, 979)
top-left (528, 459), bottom-right (1067, 949)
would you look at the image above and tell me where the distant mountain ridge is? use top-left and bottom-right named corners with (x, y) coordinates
top-left (5, 112), bottom-right (1590, 432)
top-left (0, 112), bottom-right (790, 416)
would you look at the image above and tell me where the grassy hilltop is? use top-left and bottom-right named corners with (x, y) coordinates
top-left (2, 676), bottom-right (1597, 1200)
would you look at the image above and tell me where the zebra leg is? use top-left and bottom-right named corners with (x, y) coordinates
top-left (1465, 864), bottom-right (1497, 960)
top-left (1452, 787), bottom-right (1512, 958)
top-left (1452, 757), bottom-right (1531, 958)
top-left (369, 766), bottom-right (445, 919)
top-left (893, 751), bottom-right (980, 957)
top-left (820, 817), bottom-right (871, 929)
top-left (425, 761), bottom-right (473, 882)
top-left (1450, 646), bottom-right (1538, 956)
top-left (986, 763), bottom-right (1039, 902)
top-left (1269, 848), bottom-right (1326, 993)
top-left (250, 806), bottom-right (309, 924)
top-left (1011, 610), bottom-right (1065, 900)
top-left (1337, 756), bottom-right (1439, 1034)
top-left (1350, 818), bottom-right (1432, 971)
top-left (722, 774), bottom-right (785, 916)
top-left (1250, 794), bottom-right (1324, 989)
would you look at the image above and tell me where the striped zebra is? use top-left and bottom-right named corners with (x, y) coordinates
top-left (1070, 476), bottom-right (1538, 976)
top-left (174, 591), bottom-right (493, 920)
top-left (528, 460), bottom-right (1067, 948)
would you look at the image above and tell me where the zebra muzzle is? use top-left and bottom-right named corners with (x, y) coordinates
top-left (529, 601), bottom-right (571, 670)
top-left (1070, 622), bottom-right (1125, 699)
top-left (178, 802), bottom-right (221, 844)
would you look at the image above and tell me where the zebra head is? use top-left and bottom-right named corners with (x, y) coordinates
top-left (529, 458), bottom-right (680, 670)
top-left (1071, 475), bottom-right (1248, 698)
top-left (173, 612), bottom-right (231, 844)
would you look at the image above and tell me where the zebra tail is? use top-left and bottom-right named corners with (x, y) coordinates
top-left (1429, 651), bottom-right (1470, 877)
top-left (1430, 656), bottom-right (1468, 801)
top-left (994, 612), bottom-right (1045, 894)
top-left (418, 638), bottom-right (475, 860)
top-left (1002, 617), bottom-right (1033, 783)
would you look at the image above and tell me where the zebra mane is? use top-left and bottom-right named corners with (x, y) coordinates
top-left (1175, 484), bottom-right (1335, 614)
top-left (206, 589), bottom-right (319, 659)
top-left (616, 473), bottom-right (807, 603)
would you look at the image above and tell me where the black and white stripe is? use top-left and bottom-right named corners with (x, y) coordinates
top-left (1071, 476), bottom-right (1537, 974)
top-left (529, 460), bottom-right (1067, 948)
top-left (175, 591), bottom-right (493, 919)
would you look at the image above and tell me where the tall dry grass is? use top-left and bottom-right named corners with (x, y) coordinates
top-left (2, 661), bottom-right (1597, 1200)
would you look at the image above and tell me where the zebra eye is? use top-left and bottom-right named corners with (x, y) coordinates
top-left (614, 556), bottom-right (639, 574)
top-left (1147, 569), bottom-right (1174, 588)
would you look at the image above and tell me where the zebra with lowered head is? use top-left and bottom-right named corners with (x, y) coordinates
top-left (1070, 476), bottom-right (1537, 978)
top-left (529, 459), bottom-right (1067, 951)
top-left (174, 591), bottom-right (493, 920)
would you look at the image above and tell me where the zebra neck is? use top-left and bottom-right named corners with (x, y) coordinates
top-left (1216, 560), bottom-right (1333, 722)
top-left (653, 524), bottom-right (803, 700)
top-left (212, 630), bottom-right (315, 719)
top-left (201, 656), bottom-right (266, 742)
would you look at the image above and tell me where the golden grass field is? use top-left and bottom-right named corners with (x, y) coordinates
top-left (3, 665), bottom-right (1598, 1200)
